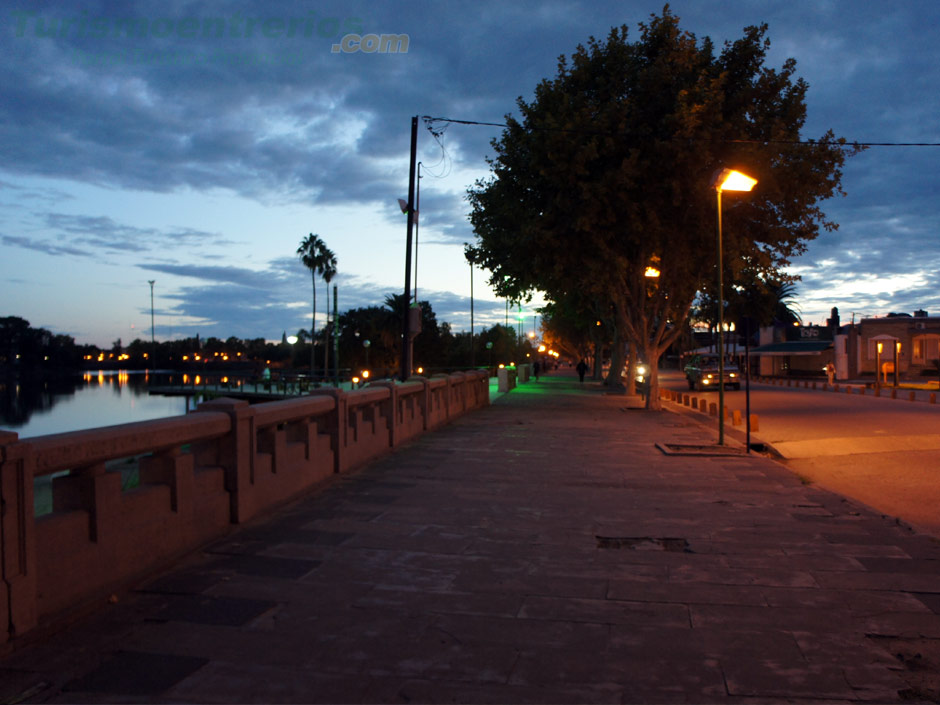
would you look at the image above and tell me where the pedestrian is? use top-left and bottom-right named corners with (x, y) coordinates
top-left (825, 361), bottom-right (836, 385)
top-left (533, 360), bottom-right (540, 381)
top-left (576, 359), bottom-right (588, 383)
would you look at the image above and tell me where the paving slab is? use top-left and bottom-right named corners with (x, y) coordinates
top-left (3, 371), bottom-right (940, 703)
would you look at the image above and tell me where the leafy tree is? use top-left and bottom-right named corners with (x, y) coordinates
top-left (468, 7), bottom-right (861, 409)
top-left (337, 305), bottom-right (400, 376)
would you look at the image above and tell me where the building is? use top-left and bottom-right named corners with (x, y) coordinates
top-left (750, 308), bottom-right (940, 382)
top-left (856, 310), bottom-right (940, 381)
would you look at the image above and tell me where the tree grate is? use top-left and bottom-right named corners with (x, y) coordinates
top-left (596, 536), bottom-right (692, 552)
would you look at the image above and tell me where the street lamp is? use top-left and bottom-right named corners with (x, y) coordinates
top-left (894, 340), bottom-right (901, 388)
top-left (464, 244), bottom-right (475, 369)
top-left (712, 168), bottom-right (757, 445)
top-left (876, 341), bottom-right (883, 391)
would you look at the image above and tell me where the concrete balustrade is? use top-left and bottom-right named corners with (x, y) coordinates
top-left (0, 371), bottom-right (489, 644)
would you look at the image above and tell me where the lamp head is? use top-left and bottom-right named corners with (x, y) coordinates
top-left (712, 168), bottom-right (757, 192)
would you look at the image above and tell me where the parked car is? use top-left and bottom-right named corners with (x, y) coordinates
top-left (619, 361), bottom-right (651, 388)
top-left (683, 354), bottom-right (740, 391)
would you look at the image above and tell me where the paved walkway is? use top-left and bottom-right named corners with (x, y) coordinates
top-left (3, 371), bottom-right (940, 703)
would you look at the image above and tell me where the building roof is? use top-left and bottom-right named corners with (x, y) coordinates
top-left (750, 341), bottom-right (833, 356)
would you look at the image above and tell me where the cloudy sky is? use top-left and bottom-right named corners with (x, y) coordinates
top-left (2, 0), bottom-right (938, 345)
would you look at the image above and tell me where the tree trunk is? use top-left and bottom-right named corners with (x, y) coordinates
top-left (592, 340), bottom-right (603, 380)
top-left (625, 344), bottom-right (637, 396)
top-left (644, 342), bottom-right (663, 410)
top-left (605, 327), bottom-right (626, 392)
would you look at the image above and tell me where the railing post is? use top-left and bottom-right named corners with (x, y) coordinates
top-left (139, 447), bottom-right (194, 515)
top-left (309, 388), bottom-right (347, 474)
top-left (410, 376), bottom-right (431, 429)
top-left (195, 398), bottom-right (254, 524)
top-left (0, 431), bottom-right (38, 642)
top-left (432, 374), bottom-right (451, 422)
top-left (368, 382), bottom-right (400, 448)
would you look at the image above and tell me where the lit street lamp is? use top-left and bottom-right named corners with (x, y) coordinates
top-left (894, 340), bottom-right (901, 388)
top-left (876, 341), bottom-right (883, 392)
top-left (712, 168), bottom-right (757, 445)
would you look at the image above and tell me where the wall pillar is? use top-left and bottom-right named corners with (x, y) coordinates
top-left (195, 398), bottom-right (254, 523)
top-left (308, 388), bottom-right (347, 474)
top-left (0, 431), bottom-right (37, 642)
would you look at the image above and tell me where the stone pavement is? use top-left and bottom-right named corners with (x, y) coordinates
top-left (3, 371), bottom-right (940, 703)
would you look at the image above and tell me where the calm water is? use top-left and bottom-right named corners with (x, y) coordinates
top-left (0, 370), bottom-right (197, 438)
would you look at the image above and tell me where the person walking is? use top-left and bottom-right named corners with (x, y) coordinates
top-left (825, 361), bottom-right (836, 385)
top-left (576, 359), bottom-right (588, 383)
top-left (533, 360), bottom-right (540, 381)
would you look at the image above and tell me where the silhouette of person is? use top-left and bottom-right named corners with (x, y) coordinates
top-left (576, 359), bottom-right (588, 383)
top-left (533, 361), bottom-right (540, 381)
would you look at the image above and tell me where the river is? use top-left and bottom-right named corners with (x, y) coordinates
top-left (0, 370), bottom-right (201, 439)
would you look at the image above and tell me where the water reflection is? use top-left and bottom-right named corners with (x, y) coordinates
top-left (0, 370), bottom-right (209, 438)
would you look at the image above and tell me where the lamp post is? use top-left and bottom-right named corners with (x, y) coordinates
top-left (894, 340), bottom-right (900, 387)
top-left (147, 280), bottom-right (155, 369)
top-left (465, 244), bottom-right (475, 369)
top-left (286, 335), bottom-right (298, 387)
top-left (712, 168), bottom-right (757, 445)
top-left (876, 341), bottom-right (883, 392)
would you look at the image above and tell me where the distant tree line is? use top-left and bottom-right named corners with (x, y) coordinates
top-left (1, 316), bottom-right (98, 373)
top-left (2, 295), bottom-right (534, 377)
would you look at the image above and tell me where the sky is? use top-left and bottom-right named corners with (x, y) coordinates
top-left (2, 0), bottom-right (939, 346)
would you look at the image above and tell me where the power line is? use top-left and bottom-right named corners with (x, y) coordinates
top-left (421, 115), bottom-right (940, 148)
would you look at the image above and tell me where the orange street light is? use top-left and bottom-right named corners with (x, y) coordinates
top-left (711, 168), bottom-right (757, 446)
top-left (894, 340), bottom-right (901, 387)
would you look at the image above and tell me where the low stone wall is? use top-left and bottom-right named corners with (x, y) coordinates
top-left (0, 371), bottom-right (489, 644)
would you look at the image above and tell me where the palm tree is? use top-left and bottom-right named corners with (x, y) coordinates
top-left (320, 245), bottom-right (338, 381)
top-left (768, 281), bottom-right (802, 327)
top-left (297, 233), bottom-right (326, 375)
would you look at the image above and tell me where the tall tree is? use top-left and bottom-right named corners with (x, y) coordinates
top-left (320, 245), bottom-right (338, 380)
top-left (297, 233), bottom-right (326, 375)
top-left (468, 8), bottom-right (861, 409)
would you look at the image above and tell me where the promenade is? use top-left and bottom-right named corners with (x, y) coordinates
top-left (3, 371), bottom-right (940, 703)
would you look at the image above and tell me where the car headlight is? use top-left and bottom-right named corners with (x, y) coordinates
top-left (729, 373), bottom-right (736, 378)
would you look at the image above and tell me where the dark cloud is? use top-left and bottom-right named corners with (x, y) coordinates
top-left (43, 213), bottom-right (232, 252)
top-left (1, 233), bottom-right (92, 257)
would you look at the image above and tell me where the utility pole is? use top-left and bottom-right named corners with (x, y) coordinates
top-left (333, 285), bottom-right (339, 385)
top-left (148, 280), bottom-right (155, 369)
top-left (401, 116), bottom-right (418, 381)
top-left (469, 254), bottom-right (474, 368)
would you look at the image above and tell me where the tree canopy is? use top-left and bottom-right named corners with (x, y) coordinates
top-left (467, 7), bottom-right (862, 408)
